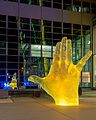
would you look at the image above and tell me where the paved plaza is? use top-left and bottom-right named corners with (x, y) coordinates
top-left (0, 91), bottom-right (96, 120)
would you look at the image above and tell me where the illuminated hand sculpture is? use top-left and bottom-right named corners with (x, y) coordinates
top-left (28, 37), bottom-right (92, 106)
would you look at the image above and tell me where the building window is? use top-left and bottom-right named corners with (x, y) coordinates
top-left (82, 2), bottom-right (90, 13)
top-left (53, 0), bottom-right (62, 9)
top-left (0, 15), bottom-right (6, 37)
top-left (42, 0), bottom-right (51, 7)
top-left (8, 0), bottom-right (18, 2)
top-left (63, 0), bottom-right (71, 11)
top-left (20, 17), bottom-right (30, 44)
top-left (53, 21), bottom-right (62, 45)
top-left (31, 19), bottom-right (41, 44)
top-left (20, 0), bottom-right (39, 5)
top-left (73, 24), bottom-right (81, 63)
top-left (73, 0), bottom-right (81, 12)
top-left (92, 3), bottom-right (96, 14)
top-left (63, 23), bottom-right (71, 39)
top-left (43, 20), bottom-right (52, 45)
top-left (31, 0), bottom-right (39, 5)
top-left (0, 14), bottom-right (6, 55)
top-left (0, 55), bottom-right (6, 62)
top-left (0, 41), bottom-right (6, 55)
top-left (82, 25), bottom-right (90, 54)
top-left (20, 0), bottom-right (31, 4)
top-left (8, 16), bottom-right (18, 43)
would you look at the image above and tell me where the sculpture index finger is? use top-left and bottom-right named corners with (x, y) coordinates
top-left (53, 42), bottom-right (61, 62)
top-left (76, 51), bottom-right (92, 72)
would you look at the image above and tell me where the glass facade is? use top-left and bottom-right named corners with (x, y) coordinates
top-left (93, 17), bottom-right (96, 88)
top-left (0, 0), bottom-right (95, 89)
top-left (4, 0), bottom-right (96, 13)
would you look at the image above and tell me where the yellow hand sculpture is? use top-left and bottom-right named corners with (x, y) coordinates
top-left (28, 37), bottom-right (92, 106)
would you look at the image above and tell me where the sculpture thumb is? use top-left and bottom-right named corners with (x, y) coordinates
top-left (76, 50), bottom-right (92, 72)
top-left (28, 75), bottom-right (43, 86)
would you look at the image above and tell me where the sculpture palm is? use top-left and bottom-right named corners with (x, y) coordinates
top-left (28, 37), bottom-right (92, 106)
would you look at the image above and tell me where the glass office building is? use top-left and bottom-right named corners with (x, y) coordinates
top-left (0, 0), bottom-right (96, 89)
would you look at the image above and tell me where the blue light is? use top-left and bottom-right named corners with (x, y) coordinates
top-left (24, 81), bottom-right (38, 87)
top-left (3, 82), bottom-right (12, 90)
top-left (4, 82), bottom-right (9, 87)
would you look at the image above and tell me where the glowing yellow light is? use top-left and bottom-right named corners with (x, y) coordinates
top-left (21, 67), bottom-right (24, 70)
top-left (9, 82), bottom-right (17, 89)
top-left (28, 37), bottom-right (92, 106)
top-left (9, 73), bottom-right (17, 89)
